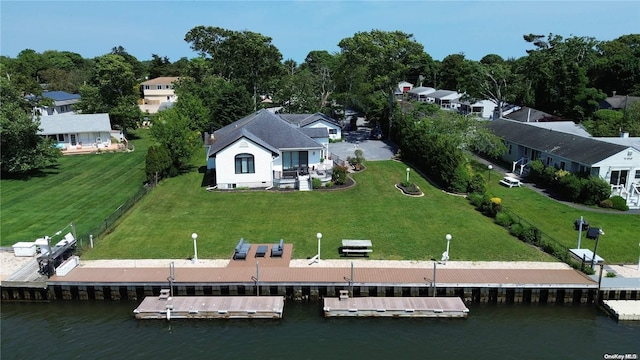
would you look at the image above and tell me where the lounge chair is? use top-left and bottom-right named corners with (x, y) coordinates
top-left (271, 239), bottom-right (284, 257)
top-left (233, 238), bottom-right (251, 260)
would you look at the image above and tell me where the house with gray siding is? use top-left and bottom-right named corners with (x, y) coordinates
top-left (487, 118), bottom-right (640, 209)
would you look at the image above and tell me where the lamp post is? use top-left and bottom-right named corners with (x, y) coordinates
top-left (487, 165), bottom-right (493, 182)
top-left (442, 234), bottom-right (452, 265)
top-left (432, 260), bottom-right (437, 297)
top-left (317, 233), bottom-right (322, 261)
top-left (406, 167), bottom-right (410, 183)
top-left (191, 233), bottom-right (198, 263)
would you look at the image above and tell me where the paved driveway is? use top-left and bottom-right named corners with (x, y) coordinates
top-left (328, 128), bottom-right (397, 162)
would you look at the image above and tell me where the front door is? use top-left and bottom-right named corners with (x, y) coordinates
top-left (70, 134), bottom-right (77, 146)
top-left (610, 170), bottom-right (628, 186)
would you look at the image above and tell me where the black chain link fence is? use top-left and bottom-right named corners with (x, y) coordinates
top-left (75, 186), bottom-right (151, 252)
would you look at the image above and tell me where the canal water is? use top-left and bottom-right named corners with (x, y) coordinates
top-left (2, 301), bottom-right (638, 359)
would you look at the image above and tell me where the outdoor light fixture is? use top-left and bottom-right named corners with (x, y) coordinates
top-left (488, 165), bottom-right (493, 182)
top-left (191, 233), bottom-right (198, 263)
top-left (406, 167), bottom-right (410, 183)
top-left (442, 234), bottom-right (452, 264)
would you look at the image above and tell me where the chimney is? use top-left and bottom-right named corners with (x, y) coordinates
top-left (612, 90), bottom-right (617, 97)
top-left (620, 132), bottom-right (629, 138)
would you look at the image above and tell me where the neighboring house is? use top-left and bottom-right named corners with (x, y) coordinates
top-left (599, 93), bottom-right (640, 110)
top-left (504, 106), bottom-right (562, 123)
top-left (139, 77), bottom-right (180, 114)
top-left (522, 121), bottom-right (592, 137)
top-left (37, 113), bottom-right (115, 150)
top-left (407, 86), bottom-right (436, 102)
top-left (395, 81), bottom-right (414, 99)
top-left (487, 118), bottom-right (640, 209)
top-left (455, 99), bottom-right (496, 119)
top-left (278, 113), bottom-right (342, 141)
top-left (205, 109), bottom-right (331, 190)
top-left (29, 91), bottom-right (81, 116)
top-left (426, 90), bottom-right (463, 110)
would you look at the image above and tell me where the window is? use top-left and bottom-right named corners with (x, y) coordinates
top-left (57, 134), bottom-right (64, 142)
top-left (157, 85), bottom-right (162, 90)
top-left (508, 144), bottom-right (512, 155)
top-left (235, 153), bottom-right (255, 174)
top-left (560, 161), bottom-right (566, 170)
top-left (282, 151), bottom-right (308, 170)
top-left (635, 170), bottom-right (640, 180)
top-left (144, 85), bottom-right (150, 90)
top-left (524, 148), bottom-right (528, 156)
top-left (546, 157), bottom-right (552, 166)
top-left (329, 129), bottom-right (337, 135)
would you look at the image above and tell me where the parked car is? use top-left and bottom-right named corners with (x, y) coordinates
top-left (370, 126), bottom-right (383, 140)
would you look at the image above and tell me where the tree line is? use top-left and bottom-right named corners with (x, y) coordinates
top-left (1, 28), bottom-right (639, 176)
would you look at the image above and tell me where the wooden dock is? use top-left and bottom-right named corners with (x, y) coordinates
top-left (133, 292), bottom-right (285, 320)
top-left (602, 300), bottom-right (640, 321)
top-left (323, 295), bottom-right (469, 318)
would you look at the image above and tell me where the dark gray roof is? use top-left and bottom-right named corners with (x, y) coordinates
top-left (504, 106), bottom-right (561, 122)
top-left (278, 113), bottom-right (340, 128)
top-left (486, 119), bottom-right (629, 165)
top-left (207, 110), bottom-right (323, 157)
top-left (300, 127), bottom-right (328, 138)
top-left (599, 95), bottom-right (640, 110)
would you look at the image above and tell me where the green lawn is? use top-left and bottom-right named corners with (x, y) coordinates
top-left (487, 180), bottom-right (640, 263)
top-left (5, 138), bottom-right (636, 263)
top-left (0, 130), bottom-right (151, 246)
top-left (83, 160), bottom-right (555, 261)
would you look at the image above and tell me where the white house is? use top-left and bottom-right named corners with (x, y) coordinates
top-left (206, 110), bottom-right (331, 190)
top-left (487, 118), bottom-right (640, 209)
top-left (426, 90), bottom-right (463, 110)
top-left (29, 91), bottom-right (81, 116)
top-left (37, 113), bottom-right (114, 150)
top-left (407, 86), bottom-right (436, 102)
top-left (278, 113), bottom-right (342, 141)
top-left (395, 81), bottom-right (414, 98)
top-left (139, 77), bottom-right (179, 114)
top-left (455, 99), bottom-right (497, 119)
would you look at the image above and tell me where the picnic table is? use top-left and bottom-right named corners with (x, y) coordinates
top-left (341, 239), bottom-right (373, 256)
top-left (499, 176), bottom-right (521, 188)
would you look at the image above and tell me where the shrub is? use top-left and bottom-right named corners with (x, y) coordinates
top-left (467, 192), bottom-right (484, 208)
top-left (448, 163), bottom-right (471, 193)
top-left (494, 211), bottom-right (513, 228)
top-left (311, 177), bottom-right (322, 189)
top-left (325, 181), bottom-right (334, 188)
top-left (580, 176), bottom-right (611, 205)
top-left (609, 195), bottom-right (629, 211)
top-left (467, 173), bottom-right (486, 195)
top-left (599, 199), bottom-right (613, 208)
top-left (558, 174), bottom-right (583, 201)
top-left (509, 223), bottom-right (524, 238)
top-left (528, 159), bottom-right (545, 182)
top-left (521, 226), bottom-right (540, 245)
top-left (332, 165), bottom-right (348, 185)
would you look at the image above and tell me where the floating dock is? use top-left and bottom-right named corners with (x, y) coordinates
top-left (602, 300), bottom-right (640, 321)
top-left (323, 294), bottom-right (469, 318)
top-left (133, 291), bottom-right (285, 320)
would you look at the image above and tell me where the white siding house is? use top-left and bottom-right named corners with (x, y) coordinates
top-left (37, 113), bottom-right (113, 150)
top-left (139, 77), bottom-right (179, 114)
top-left (206, 110), bottom-right (329, 190)
top-left (487, 118), bottom-right (640, 209)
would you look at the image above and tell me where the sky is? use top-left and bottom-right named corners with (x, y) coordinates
top-left (1, 1), bottom-right (639, 64)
